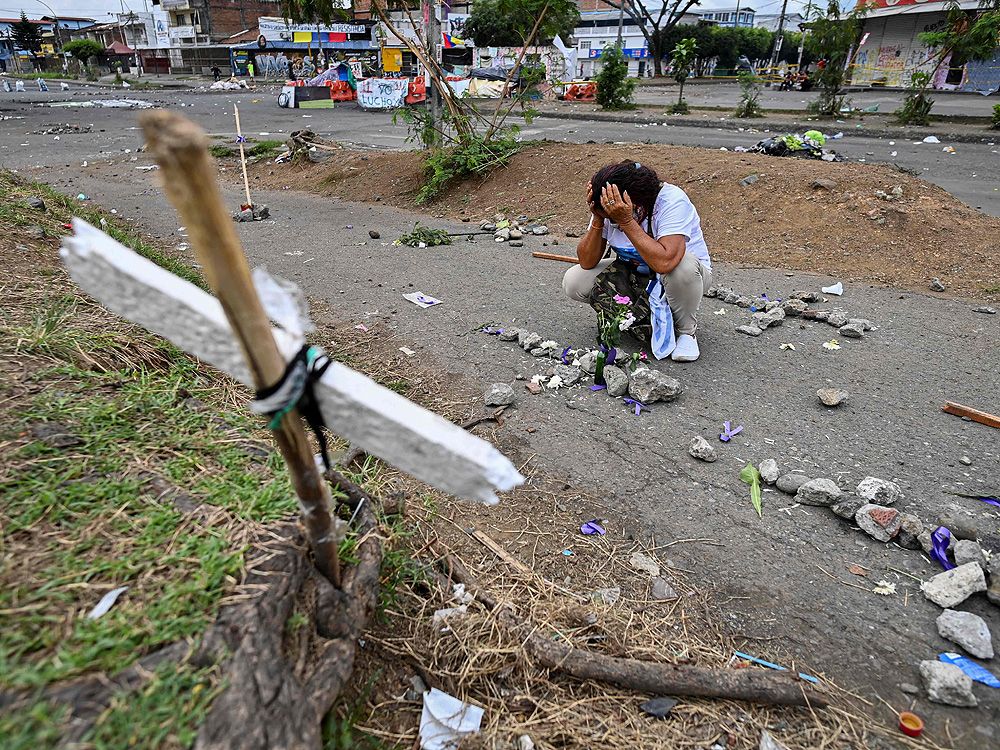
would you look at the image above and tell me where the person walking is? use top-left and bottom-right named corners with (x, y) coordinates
top-left (247, 60), bottom-right (255, 83)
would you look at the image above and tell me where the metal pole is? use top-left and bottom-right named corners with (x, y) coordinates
top-left (767, 0), bottom-right (789, 77)
top-left (616, 0), bottom-right (625, 46)
top-left (796, 0), bottom-right (814, 70)
top-left (733, 0), bottom-right (742, 29)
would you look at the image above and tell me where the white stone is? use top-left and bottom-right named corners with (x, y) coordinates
top-left (62, 219), bottom-right (523, 505)
top-left (856, 476), bottom-right (903, 506)
top-left (919, 660), bottom-right (977, 707)
top-left (688, 436), bottom-right (718, 462)
top-left (936, 609), bottom-right (994, 659)
top-left (758, 459), bottom-right (779, 485)
top-left (484, 383), bottom-right (515, 406)
top-left (921, 563), bottom-right (988, 608)
top-left (602, 365), bottom-right (628, 396)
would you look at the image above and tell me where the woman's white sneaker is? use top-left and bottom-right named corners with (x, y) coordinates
top-left (671, 334), bottom-right (700, 362)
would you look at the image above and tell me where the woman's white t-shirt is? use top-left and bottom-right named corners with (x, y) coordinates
top-left (600, 183), bottom-right (711, 270)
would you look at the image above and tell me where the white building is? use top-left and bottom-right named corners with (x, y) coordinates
top-left (753, 12), bottom-right (804, 33)
top-left (574, 9), bottom-right (703, 78)
top-left (698, 6), bottom-right (755, 28)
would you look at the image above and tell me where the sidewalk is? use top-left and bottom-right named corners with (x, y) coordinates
top-left (533, 100), bottom-right (1000, 145)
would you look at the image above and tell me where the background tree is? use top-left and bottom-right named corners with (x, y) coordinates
top-left (11, 11), bottom-right (43, 54)
top-left (464, 0), bottom-right (579, 47)
top-left (805, 1), bottom-right (865, 116)
top-left (600, 0), bottom-right (702, 77)
top-left (669, 36), bottom-right (696, 113)
top-left (595, 43), bottom-right (636, 110)
top-left (660, 25), bottom-right (776, 75)
top-left (62, 39), bottom-right (104, 67)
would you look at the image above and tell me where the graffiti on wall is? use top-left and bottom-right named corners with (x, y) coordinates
top-left (255, 53), bottom-right (290, 78)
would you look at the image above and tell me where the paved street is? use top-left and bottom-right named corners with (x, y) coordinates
top-left (2, 86), bottom-right (999, 745)
top-left (3, 86), bottom-right (998, 216)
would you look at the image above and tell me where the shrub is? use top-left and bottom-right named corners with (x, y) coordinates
top-left (595, 45), bottom-right (636, 111)
top-left (418, 130), bottom-right (524, 204)
top-left (734, 71), bottom-right (764, 118)
top-left (895, 71), bottom-right (934, 125)
top-left (991, 103), bottom-right (1000, 130)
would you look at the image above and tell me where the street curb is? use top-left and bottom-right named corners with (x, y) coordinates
top-left (535, 108), bottom-right (999, 145)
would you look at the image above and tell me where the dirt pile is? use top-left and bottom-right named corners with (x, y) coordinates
top-left (257, 143), bottom-right (1000, 301)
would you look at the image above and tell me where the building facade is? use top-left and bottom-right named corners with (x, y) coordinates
top-left (851, 0), bottom-right (1000, 93)
top-left (573, 8), bottom-right (703, 77)
top-left (753, 12), bottom-right (803, 33)
top-left (698, 6), bottom-right (755, 28)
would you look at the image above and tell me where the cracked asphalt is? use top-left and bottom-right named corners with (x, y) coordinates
top-left (2, 87), bottom-right (998, 747)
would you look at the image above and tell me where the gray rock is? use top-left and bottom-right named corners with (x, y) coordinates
top-left (509, 240), bottom-right (524, 247)
top-left (758, 459), bottom-right (779, 485)
top-left (953, 540), bottom-right (986, 569)
top-left (752, 307), bottom-right (785, 330)
top-left (714, 286), bottom-right (734, 299)
top-left (509, 229), bottom-right (523, 240)
top-left (938, 513), bottom-right (978, 541)
top-left (817, 388), bottom-right (849, 407)
top-left (651, 577), bottom-right (679, 601)
top-left (530, 347), bottom-right (549, 357)
top-left (233, 208), bottom-right (254, 222)
top-left (781, 299), bottom-right (809, 316)
top-left (723, 292), bottom-right (740, 305)
top-left (602, 365), bottom-right (628, 396)
top-left (736, 296), bottom-right (753, 308)
top-left (763, 300), bottom-right (782, 312)
top-left (959, 456), bottom-right (972, 466)
top-left (930, 277), bottom-right (946, 292)
top-left (830, 495), bottom-right (865, 520)
top-left (705, 287), bottom-right (719, 298)
top-left (628, 368), bottom-right (682, 403)
top-left (27, 225), bottom-right (45, 239)
top-left (795, 478), bottom-right (842, 506)
top-left (856, 476), bottom-right (903, 506)
top-left (921, 562), bottom-right (988, 608)
top-left (811, 179), bottom-right (837, 191)
top-left (790, 290), bottom-right (821, 302)
top-left (252, 204), bottom-right (270, 220)
top-left (27, 196), bottom-right (46, 210)
top-left (826, 310), bottom-right (849, 327)
top-left (973, 306), bottom-right (997, 314)
top-left (736, 324), bottom-right (763, 337)
top-left (811, 310), bottom-right (830, 322)
top-left (740, 174), bottom-right (760, 187)
top-left (919, 660), bottom-right (977, 707)
top-left (847, 318), bottom-right (876, 331)
top-left (838, 322), bottom-right (865, 338)
top-left (495, 227), bottom-right (511, 241)
top-left (368, 229), bottom-right (380, 239)
top-left (520, 332), bottom-right (542, 351)
top-left (688, 436), bottom-right (718, 463)
top-left (987, 555), bottom-right (1000, 606)
top-left (776, 473), bottom-right (811, 495)
top-left (531, 225), bottom-right (549, 235)
top-left (484, 383), bottom-right (515, 406)
top-left (919, 527), bottom-right (956, 555)
top-left (480, 221), bottom-right (496, 231)
top-left (498, 327), bottom-right (522, 342)
top-left (855, 504), bottom-right (902, 542)
top-left (936, 609), bottom-right (994, 659)
top-left (554, 364), bottom-right (582, 386)
top-left (577, 350), bottom-right (598, 374)
top-left (896, 513), bottom-right (924, 550)
top-left (899, 682), bottom-right (920, 695)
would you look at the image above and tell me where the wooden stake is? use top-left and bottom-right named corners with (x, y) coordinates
top-left (234, 104), bottom-right (252, 208)
top-left (140, 110), bottom-right (341, 587)
top-left (532, 251), bottom-right (579, 264)
top-left (942, 401), bottom-right (1000, 429)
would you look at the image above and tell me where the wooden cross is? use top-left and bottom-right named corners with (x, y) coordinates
top-left (61, 111), bottom-right (523, 587)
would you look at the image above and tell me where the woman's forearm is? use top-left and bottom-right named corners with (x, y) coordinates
top-left (576, 219), bottom-right (606, 270)
top-left (618, 220), bottom-right (685, 274)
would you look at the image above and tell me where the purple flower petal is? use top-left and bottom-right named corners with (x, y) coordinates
top-left (607, 347), bottom-right (617, 365)
top-left (580, 519), bottom-right (606, 535)
top-left (561, 346), bottom-right (571, 364)
top-left (979, 497), bottom-right (1000, 508)
top-left (590, 385), bottom-right (607, 391)
top-left (931, 526), bottom-right (955, 570)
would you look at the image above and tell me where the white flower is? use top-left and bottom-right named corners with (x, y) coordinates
top-left (873, 581), bottom-right (896, 596)
top-left (540, 339), bottom-right (560, 350)
top-left (618, 312), bottom-right (636, 331)
top-left (546, 375), bottom-right (563, 389)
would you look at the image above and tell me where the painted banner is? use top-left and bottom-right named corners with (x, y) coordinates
top-left (258, 16), bottom-right (365, 41)
top-left (858, 0), bottom-right (948, 9)
top-left (383, 48), bottom-right (403, 72)
top-left (357, 77), bottom-right (409, 109)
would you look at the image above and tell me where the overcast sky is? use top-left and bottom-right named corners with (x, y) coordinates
top-left (7, 0), bottom-right (823, 22)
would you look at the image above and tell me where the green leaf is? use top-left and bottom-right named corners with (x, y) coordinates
top-left (739, 462), bottom-right (763, 518)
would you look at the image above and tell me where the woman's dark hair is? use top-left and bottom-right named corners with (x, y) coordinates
top-left (590, 161), bottom-right (662, 230)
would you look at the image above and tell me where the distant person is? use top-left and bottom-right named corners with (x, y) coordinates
top-left (211, 65), bottom-right (221, 81)
top-left (247, 61), bottom-right (255, 82)
top-left (563, 161), bottom-right (713, 363)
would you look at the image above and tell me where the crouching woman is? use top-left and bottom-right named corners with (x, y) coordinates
top-left (562, 161), bottom-right (713, 362)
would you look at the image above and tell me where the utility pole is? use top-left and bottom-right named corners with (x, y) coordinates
top-left (616, 0), bottom-right (625, 46)
top-left (767, 0), bottom-right (789, 76)
top-left (422, 0), bottom-right (442, 145)
top-left (796, 0), bottom-right (815, 70)
top-left (733, 0), bottom-right (742, 29)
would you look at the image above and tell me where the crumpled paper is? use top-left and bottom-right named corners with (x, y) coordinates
top-left (419, 688), bottom-right (484, 750)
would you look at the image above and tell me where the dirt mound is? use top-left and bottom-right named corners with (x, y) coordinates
top-left (257, 143), bottom-right (1000, 301)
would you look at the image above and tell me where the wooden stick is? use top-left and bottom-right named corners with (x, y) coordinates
top-left (469, 529), bottom-right (533, 577)
top-left (444, 555), bottom-right (827, 708)
top-left (140, 110), bottom-right (341, 587)
top-left (532, 251), bottom-right (579, 264)
top-left (942, 401), bottom-right (1000, 429)
top-left (234, 104), bottom-right (252, 208)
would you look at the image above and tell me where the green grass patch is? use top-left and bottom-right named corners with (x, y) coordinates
top-left (209, 144), bottom-right (235, 158)
top-left (248, 139), bottom-right (284, 158)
